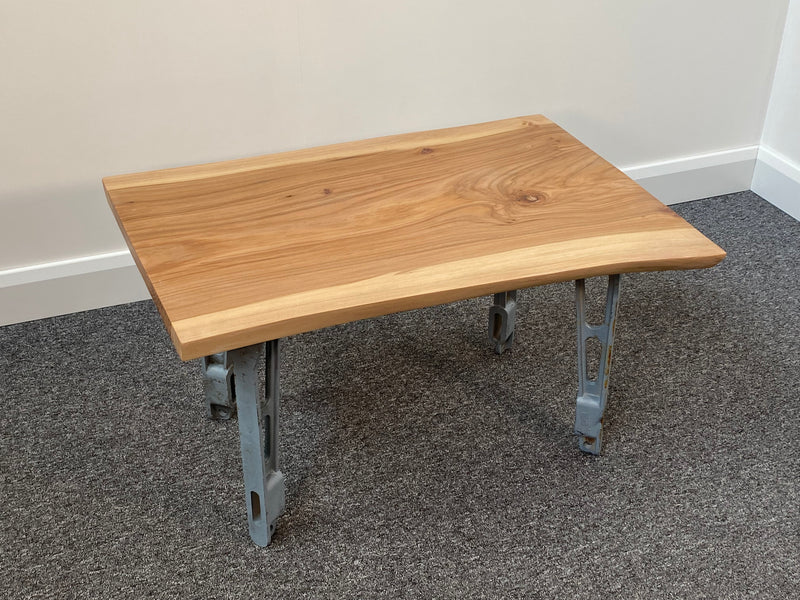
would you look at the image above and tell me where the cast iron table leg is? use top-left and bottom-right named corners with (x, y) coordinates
top-left (574, 275), bottom-right (621, 455)
top-left (229, 340), bottom-right (286, 546)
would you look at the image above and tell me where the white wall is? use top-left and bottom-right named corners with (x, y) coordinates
top-left (753, 0), bottom-right (800, 219)
top-left (0, 1), bottom-right (790, 323)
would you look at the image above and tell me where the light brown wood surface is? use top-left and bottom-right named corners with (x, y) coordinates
top-left (104, 115), bottom-right (725, 360)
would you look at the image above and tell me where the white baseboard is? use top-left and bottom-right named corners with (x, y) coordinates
top-left (0, 257), bottom-right (150, 326)
top-left (620, 145), bottom-right (758, 205)
top-left (751, 146), bottom-right (800, 221)
top-left (0, 145), bottom-right (763, 326)
top-left (0, 250), bottom-right (134, 288)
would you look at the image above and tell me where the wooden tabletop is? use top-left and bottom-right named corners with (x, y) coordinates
top-left (104, 115), bottom-right (725, 360)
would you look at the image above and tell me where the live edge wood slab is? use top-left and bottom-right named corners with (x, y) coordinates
top-left (104, 115), bottom-right (725, 361)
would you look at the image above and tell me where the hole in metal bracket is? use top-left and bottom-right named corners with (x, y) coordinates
top-left (263, 415), bottom-right (271, 459)
top-left (585, 337), bottom-right (601, 381)
top-left (492, 312), bottom-right (503, 341)
top-left (251, 491), bottom-right (261, 521)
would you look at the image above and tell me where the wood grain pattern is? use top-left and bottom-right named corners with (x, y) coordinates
top-left (104, 115), bottom-right (725, 360)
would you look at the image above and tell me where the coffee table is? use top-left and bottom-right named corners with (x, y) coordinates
top-left (104, 115), bottom-right (725, 545)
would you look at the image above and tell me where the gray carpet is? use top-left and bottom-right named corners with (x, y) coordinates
top-left (1, 191), bottom-right (798, 599)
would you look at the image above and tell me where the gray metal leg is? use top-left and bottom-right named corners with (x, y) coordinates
top-left (574, 275), bottom-right (621, 455)
top-left (229, 341), bottom-right (286, 546)
top-left (489, 290), bottom-right (517, 354)
top-left (202, 352), bottom-right (236, 419)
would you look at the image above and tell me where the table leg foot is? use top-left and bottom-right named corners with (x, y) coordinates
top-left (489, 290), bottom-right (517, 354)
top-left (202, 352), bottom-right (237, 420)
top-left (574, 275), bottom-right (621, 455)
top-left (229, 340), bottom-right (286, 546)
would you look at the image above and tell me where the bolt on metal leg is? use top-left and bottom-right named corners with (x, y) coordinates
top-left (574, 275), bottom-right (621, 455)
top-left (202, 352), bottom-right (237, 419)
top-left (229, 340), bottom-right (286, 546)
top-left (489, 290), bottom-right (517, 354)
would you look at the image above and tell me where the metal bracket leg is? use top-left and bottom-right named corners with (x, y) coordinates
top-left (229, 340), bottom-right (286, 546)
top-left (202, 352), bottom-right (236, 419)
top-left (574, 275), bottom-right (621, 455)
top-left (489, 290), bottom-right (517, 354)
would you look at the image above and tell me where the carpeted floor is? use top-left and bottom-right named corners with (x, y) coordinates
top-left (1, 191), bottom-right (798, 599)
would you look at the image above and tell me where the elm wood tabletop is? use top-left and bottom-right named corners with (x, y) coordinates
top-left (103, 115), bottom-right (725, 545)
top-left (103, 115), bottom-right (724, 361)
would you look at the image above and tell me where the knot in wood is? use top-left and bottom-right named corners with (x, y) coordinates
top-left (515, 191), bottom-right (547, 205)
